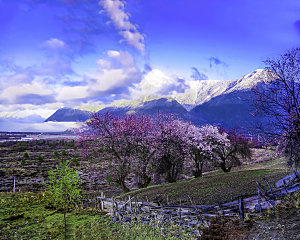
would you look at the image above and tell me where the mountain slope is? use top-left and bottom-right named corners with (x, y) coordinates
top-left (45, 108), bottom-right (92, 122)
top-left (98, 98), bottom-right (199, 122)
top-left (190, 69), bottom-right (276, 129)
top-left (175, 69), bottom-right (275, 108)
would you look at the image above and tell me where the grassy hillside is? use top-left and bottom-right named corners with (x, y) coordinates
top-left (119, 157), bottom-right (289, 205)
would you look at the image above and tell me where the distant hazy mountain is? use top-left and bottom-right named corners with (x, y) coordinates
top-left (0, 114), bottom-right (45, 123)
top-left (98, 97), bottom-right (199, 122)
top-left (45, 108), bottom-right (92, 122)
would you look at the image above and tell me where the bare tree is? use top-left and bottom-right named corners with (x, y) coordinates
top-left (253, 48), bottom-right (300, 169)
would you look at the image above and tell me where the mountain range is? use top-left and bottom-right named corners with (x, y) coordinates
top-left (45, 108), bottom-right (91, 122)
top-left (45, 69), bottom-right (276, 131)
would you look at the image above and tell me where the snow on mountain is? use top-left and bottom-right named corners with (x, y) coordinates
top-left (98, 97), bottom-right (192, 120)
top-left (174, 69), bottom-right (276, 108)
top-left (189, 69), bottom-right (277, 128)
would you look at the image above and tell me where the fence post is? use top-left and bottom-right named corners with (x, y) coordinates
top-left (100, 192), bottom-right (104, 211)
top-left (257, 188), bottom-right (262, 216)
top-left (13, 176), bottom-right (15, 193)
top-left (264, 178), bottom-right (274, 196)
top-left (112, 197), bottom-right (115, 216)
top-left (238, 197), bottom-right (244, 221)
top-left (179, 199), bottom-right (182, 219)
top-left (129, 195), bottom-right (133, 216)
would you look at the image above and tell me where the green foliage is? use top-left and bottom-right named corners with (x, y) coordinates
top-left (44, 159), bottom-right (82, 239)
top-left (44, 159), bottom-right (82, 211)
top-left (20, 159), bottom-right (26, 165)
top-left (0, 193), bottom-right (113, 240)
top-left (37, 155), bottom-right (44, 163)
top-left (54, 151), bottom-right (60, 159)
top-left (17, 141), bottom-right (28, 152)
top-left (19, 141), bottom-right (28, 147)
top-left (23, 152), bottom-right (29, 159)
top-left (68, 140), bottom-right (75, 148)
top-left (74, 217), bottom-right (195, 240)
top-left (105, 174), bottom-right (113, 185)
top-left (71, 157), bottom-right (80, 167)
top-left (93, 149), bottom-right (98, 157)
top-left (62, 149), bottom-right (68, 156)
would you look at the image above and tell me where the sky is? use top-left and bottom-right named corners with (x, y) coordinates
top-left (0, 0), bottom-right (300, 131)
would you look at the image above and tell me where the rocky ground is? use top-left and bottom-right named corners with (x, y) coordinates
top-left (247, 196), bottom-right (300, 240)
top-left (0, 140), bottom-right (106, 192)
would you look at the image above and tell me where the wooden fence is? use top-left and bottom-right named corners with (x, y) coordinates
top-left (79, 171), bottom-right (300, 227)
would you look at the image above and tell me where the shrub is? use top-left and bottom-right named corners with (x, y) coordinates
top-left (54, 151), bottom-right (60, 159)
top-left (44, 159), bottom-right (82, 240)
top-left (23, 152), bottom-right (29, 159)
top-left (106, 174), bottom-right (113, 185)
top-left (37, 155), bottom-right (44, 163)
top-left (62, 149), bottom-right (68, 156)
top-left (71, 157), bottom-right (80, 167)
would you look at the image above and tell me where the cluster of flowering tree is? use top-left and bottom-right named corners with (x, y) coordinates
top-left (78, 113), bottom-right (157, 192)
top-left (77, 113), bottom-right (251, 192)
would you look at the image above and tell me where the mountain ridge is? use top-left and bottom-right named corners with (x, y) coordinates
top-left (44, 69), bottom-right (276, 129)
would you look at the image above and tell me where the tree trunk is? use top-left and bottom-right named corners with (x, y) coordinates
top-left (119, 179), bottom-right (130, 193)
top-left (63, 212), bottom-right (67, 240)
top-left (167, 164), bottom-right (177, 183)
top-left (219, 161), bottom-right (232, 173)
top-left (193, 161), bottom-right (204, 178)
top-left (137, 173), bottom-right (151, 189)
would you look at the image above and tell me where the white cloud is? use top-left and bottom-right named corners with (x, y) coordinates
top-left (44, 38), bottom-right (67, 49)
top-left (0, 81), bottom-right (53, 104)
top-left (99, 0), bottom-right (146, 54)
top-left (35, 57), bottom-right (73, 78)
top-left (0, 109), bottom-right (54, 119)
top-left (56, 86), bottom-right (89, 101)
top-left (0, 102), bottom-right (63, 120)
top-left (49, 50), bottom-right (141, 103)
top-left (87, 50), bottom-right (141, 95)
top-left (39, 38), bottom-right (73, 79)
top-left (129, 69), bottom-right (188, 98)
top-left (0, 72), bottom-right (34, 90)
top-left (106, 50), bottom-right (136, 67)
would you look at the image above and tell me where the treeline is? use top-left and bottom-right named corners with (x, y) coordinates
top-left (77, 113), bottom-right (252, 193)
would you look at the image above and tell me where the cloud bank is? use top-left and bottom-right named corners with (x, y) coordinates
top-left (99, 0), bottom-right (146, 54)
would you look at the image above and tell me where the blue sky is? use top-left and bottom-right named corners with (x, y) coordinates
top-left (0, 0), bottom-right (300, 127)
